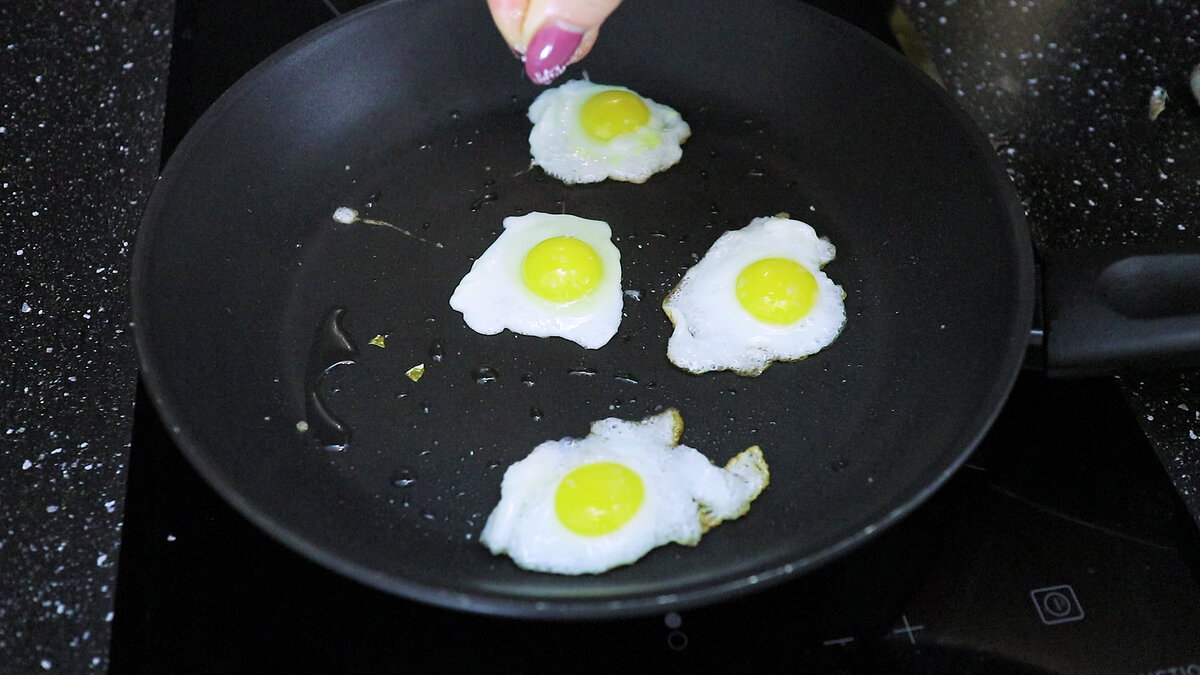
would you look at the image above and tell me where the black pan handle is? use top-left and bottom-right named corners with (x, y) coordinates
top-left (1035, 246), bottom-right (1200, 377)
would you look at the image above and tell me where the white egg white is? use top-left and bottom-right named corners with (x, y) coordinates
top-left (663, 216), bottom-right (847, 376)
top-left (449, 212), bottom-right (623, 349)
top-left (479, 409), bottom-right (769, 575)
top-left (527, 80), bottom-right (691, 185)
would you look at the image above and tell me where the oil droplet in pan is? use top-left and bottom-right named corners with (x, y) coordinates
top-left (390, 468), bottom-right (417, 488)
top-left (472, 366), bottom-right (499, 384)
top-left (470, 192), bottom-right (499, 212)
top-left (303, 307), bottom-right (357, 451)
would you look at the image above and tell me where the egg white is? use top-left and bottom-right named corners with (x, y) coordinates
top-left (449, 212), bottom-right (623, 349)
top-left (527, 80), bottom-right (691, 185)
top-left (479, 409), bottom-right (769, 575)
top-left (663, 216), bottom-right (847, 376)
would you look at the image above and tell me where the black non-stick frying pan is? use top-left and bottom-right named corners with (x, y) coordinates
top-left (132, 0), bottom-right (1035, 617)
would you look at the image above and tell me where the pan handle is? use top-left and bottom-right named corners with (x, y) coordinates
top-left (1036, 245), bottom-right (1200, 377)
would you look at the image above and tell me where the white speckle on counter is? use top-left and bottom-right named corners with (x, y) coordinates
top-left (95, 553), bottom-right (107, 566)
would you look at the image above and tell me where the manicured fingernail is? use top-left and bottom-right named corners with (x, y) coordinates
top-left (524, 21), bottom-right (584, 85)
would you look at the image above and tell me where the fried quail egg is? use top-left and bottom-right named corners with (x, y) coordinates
top-left (449, 212), bottom-right (623, 349)
top-left (663, 215), bottom-right (846, 376)
top-left (479, 409), bottom-right (769, 575)
top-left (527, 79), bottom-right (691, 185)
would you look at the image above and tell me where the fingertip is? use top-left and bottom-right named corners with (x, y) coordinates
top-left (524, 21), bottom-right (585, 85)
top-left (486, 0), bottom-right (528, 52)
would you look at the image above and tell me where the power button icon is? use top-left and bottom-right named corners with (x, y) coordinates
top-left (1030, 584), bottom-right (1085, 625)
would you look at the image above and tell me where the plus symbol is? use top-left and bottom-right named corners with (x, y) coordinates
top-left (891, 614), bottom-right (925, 645)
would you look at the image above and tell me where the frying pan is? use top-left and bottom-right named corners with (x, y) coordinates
top-left (132, 0), bottom-right (1036, 618)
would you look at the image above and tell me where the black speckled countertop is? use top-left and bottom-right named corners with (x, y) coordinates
top-left (901, 0), bottom-right (1200, 516)
top-left (1, 0), bottom-right (1197, 671)
top-left (1, 1), bottom-right (173, 672)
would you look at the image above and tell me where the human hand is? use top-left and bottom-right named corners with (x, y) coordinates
top-left (486, 0), bottom-right (624, 85)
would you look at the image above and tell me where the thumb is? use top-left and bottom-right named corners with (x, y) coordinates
top-left (486, 0), bottom-right (531, 51)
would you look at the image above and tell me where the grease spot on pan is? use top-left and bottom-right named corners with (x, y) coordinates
top-left (390, 468), bottom-right (417, 488)
top-left (472, 365), bottom-right (499, 384)
top-left (303, 307), bottom-right (357, 452)
top-left (428, 339), bottom-right (445, 362)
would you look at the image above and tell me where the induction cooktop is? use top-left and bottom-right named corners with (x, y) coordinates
top-left (109, 1), bottom-right (1200, 672)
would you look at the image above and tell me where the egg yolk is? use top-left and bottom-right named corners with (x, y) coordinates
top-left (555, 462), bottom-right (644, 536)
top-left (735, 257), bottom-right (818, 324)
top-left (521, 236), bottom-right (603, 303)
top-left (580, 89), bottom-right (651, 141)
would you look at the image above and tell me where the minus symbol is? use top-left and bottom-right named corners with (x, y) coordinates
top-left (822, 636), bottom-right (855, 647)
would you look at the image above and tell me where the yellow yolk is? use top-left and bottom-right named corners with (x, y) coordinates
top-left (555, 462), bottom-right (644, 536)
top-left (580, 89), bottom-right (651, 141)
top-left (735, 257), bottom-right (818, 324)
top-left (521, 236), bottom-right (603, 303)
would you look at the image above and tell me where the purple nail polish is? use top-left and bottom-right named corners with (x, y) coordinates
top-left (525, 22), bottom-right (583, 85)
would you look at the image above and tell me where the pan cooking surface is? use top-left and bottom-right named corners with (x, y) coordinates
top-left (132, 0), bottom-right (1033, 616)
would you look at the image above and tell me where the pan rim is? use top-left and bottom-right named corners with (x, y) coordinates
top-left (130, 0), bottom-right (1036, 619)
